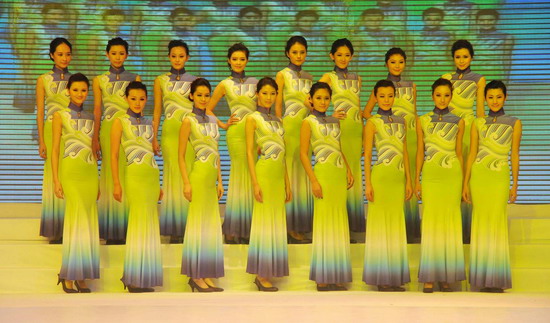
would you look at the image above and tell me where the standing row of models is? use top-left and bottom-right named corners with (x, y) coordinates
top-left (37, 36), bottom-right (521, 294)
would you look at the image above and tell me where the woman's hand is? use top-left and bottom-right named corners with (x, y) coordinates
top-left (54, 180), bottom-right (63, 199)
top-left (311, 180), bottom-right (323, 199)
top-left (462, 186), bottom-right (471, 203)
top-left (509, 183), bottom-right (518, 203)
top-left (92, 138), bottom-right (101, 160)
top-left (38, 141), bottom-right (47, 159)
top-left (414, 180), bottom-right (422, 200)
top-left (183, 183), bottom-right (192, 202)
top-left (217, 182), bottom-right (224, 200)
top-left (346, 170), bottom-right (354, 189)
top-left (227, 113), bottom-right (240, 126)
top-left (158, 189), bottom-right (164, 202)
top-left (253, 183), bottom-right (263, 203)
top-left (285, 185), bottom-right (292, 203)
top-left (332, 108), bottom-right (346, 120)
top-left (97, 190), bottom-right (100, 201)
top-left (405, 180), bottom-right (413, 201)
top-left (365, 182), bottom-right (374, 202)
top-left (113, 182), bottom-right (122, 202)
top-left (152, 138), bottom-right (161, 156)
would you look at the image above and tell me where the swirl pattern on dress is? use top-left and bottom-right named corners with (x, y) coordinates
top-left (120, 118), bottom-right (157, 168)
top-left (60, 111), bottom-right (94, 164)
top-left (474, 119), bottom-right (514, 171)
top-left (250, 112), bottom-right (285, 161)
top-left (307, 116), bottom-right (343, 167)
top-left (421, 114), bottom-right (459, 168)
top-left (188, 116), bottom-right (220, 167)
top-left (372, 116), bottom-right (405, 169)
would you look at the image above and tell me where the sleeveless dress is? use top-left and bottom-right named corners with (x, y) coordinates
top-left (57, 105), bottom-right (100, 281)
top-left (246, 110), bottom-right (289, 278)
top-left (119, 113), bottom-right (162, 289)
top-left (327, 68), bottom-right (364, 232)
top-left (221, 74), bottom-right (258, 239)
top-left (39, 66), bottom-right (71, 240)
top-left (281, 65), bottom-right (313, 233)
top-left (156, 68), bottom-right (197, 239)
top-left (305, 114), bottom-right (352, 284)
top-left (97, 66), bottom-right (138, 241)
top-left (388, 74), bottom-right (420, 242)
top-left (469, 112), bottom-right (518, 290)
top-left (443, 67), bottom-right (483, 243)
top-left (363, 112), bottom-right (410, 287)
top-left (181, 112), bottom-right (224, 279)
top-left (418, 110), bottom-right (465, 284)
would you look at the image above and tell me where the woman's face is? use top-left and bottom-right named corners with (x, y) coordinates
top-left (485, 88), bottom-right (506, 112)
top-left (228, 50), bottom-right (248, 73)
top-left (330, 46), bottom-right (352, 70)
top-left (50, 43), bottom-right (72, 69)
top-left (432, 85), bottom-right (452, 109)
top-left (286, 42), bottom-right (307, 66)
top-left (190, 85), bottom-right (211, 110)
top-left (257, 84), bottom-right (277, 108)
top-left (106, 45), bottom-right (128, 69)
top-left (453, 48), bottom-right (472, 70)
top-left (375, 86), bottom-right (395, 110)
top-left (386, 54), bottom-right (405, 77)
top-left (309, 88), bottom-right (331, 113)
top-left (126, 89), bottom-right (147, 114)
top-left (169, 46), bottom-right (189, 70)
top-left (68, 81), bottom-right (88, 106)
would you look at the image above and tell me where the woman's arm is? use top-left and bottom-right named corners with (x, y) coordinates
top-left (152, 77), bottom-right (162, 156)
top-left (92, 77), bottom-right (102, 160)
top-left (217, 153), bottom-right (224, 200)
top-left (476, 77), bottom-right (487, 118)
top-left (456, 119), bottom-right (465, 169)
top-left (402, 124), bottom-right (413, 201)
top-left (510, 119), bottom-right (522, 203)
top-left (462, 122), bottom-right (479, 203)
top-left (36, 76), bottom-right (47, 158)
top-left (284, 164), bottom-right (292, 203)
top-left (245, 116), bottom-right (262, 202)
top-left (206, 82), bottom-right (226, 116)
top-left (178, 118), bottom-right (192, 201)
top-left (414, 117), bottom-right (424, 200)
top-left (412, 83), bottom-right (418, 114)
top-left (275, 71), bottom-right (285, 118)
top-left (362, 91), bottom-right (376, 119)
top-left (110, 118), bottom-right (123, 202)
top-left (340, 136), bottom-right (354, 189)
top-left (300, 120), bottom-right (322, 198)
top-left (363, 120), bottom-right (375, 202)
top-left (51, 112), bottom-right (63, 198)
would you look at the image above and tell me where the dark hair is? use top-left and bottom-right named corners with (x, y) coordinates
top-left (373, 79), bottom-right (396, 95)
top-left (49, 37), bottom-right (72, 61)
top-left (285, 36), bottom-right (308, 58)
top-left (484, 80), bottom-right (507, 96)
top-left (431, 78), bottom-right (453, 94)
top-left (451, 39), bottom-right (474, 57)
top-left (168, 39), bottom-right (189, 56)
top-left (239, 6), bottom-right (262, 18)
top-left (125, 81), bottom-right (147, 97)
top-left (385, 47), bottom-right (407, 63)
top-left (330, 38), bottom-right (354, 55)
top-left (103, 8), bottom-right (124, 18)
top-left (170, 7), bottom-right (192, 21)
top-left (423, 7), bottom-right (445, 19)
top-left (190, 78), bottom-right (212, 99)
top-left (227, 43), bottom-right (250, 69)
top-left (256, 77), bottom-right (278, 93)
top-left (42, 3), bottom-right (64, 15)
top-left (296, 10), bottom-right (319, 21)
top-left (67, 73), bottom-right (89, 89)
top-left (309, 82), bottom-right (332, 97)
top-left (476, 8), bottom-right (499, 20)
top-left (106, 37), bottom-right (129, 53)
top-left (361, 8), bottom-right (384, 18)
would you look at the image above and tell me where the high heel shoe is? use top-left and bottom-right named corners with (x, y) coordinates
top-left (253, 277), bottom-right (278, 292)
top-left (422, 283), bottom-right (434, 293)
top-left (188, 279), bottom-right (214, 292)
top-left (57, 275), bottom-right (78, 293)
top-left (287, 235), bottom-right (312, 244)
top-left (438, 282), bottom-right (453, 292)
top-left (121, 281), bottom-right (153, 293)
top-left (74, 281), bottom-right (91, 293)
top-left (204, 281), bottom-right (224, 292)
top-left (331, 284), bottom-right (347, 291)
top-left (316, 284), bottom-right (331, 292)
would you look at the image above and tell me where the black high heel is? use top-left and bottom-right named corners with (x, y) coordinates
top-left (254, 277), bottom-right (278, 292)
top-left (438, 282), bottom-right (453, 292)
top-left (121, 280), bottom-right (153, 293)
top-left (188, 278), bottom-right (214, 292)
top-left (423, 283), bottom-right (434, 293)
top-left (205, 281), bottom-right (224, 292)
top-left (74, 281), bottom-right (91, 293)
top-left (57, 275), bottom-right (78, 293)
top-left (316, 284), bottom-right (331, 292)
top-left (332, 284), bottom-right (347, 291)
top-left (287, 235), bottom-right (312, 244)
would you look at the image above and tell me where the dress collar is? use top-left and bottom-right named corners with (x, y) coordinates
top-left (231, 71), bottom-right (246, 79)
top-left (377, 108), bottom-right (393, 116)
top-left (126, 108), bottom-right (141, 119)
top-left (387, 73), bottom-right (401, 83)
top-left (288, 63), bottom-right (302, 72)
top-left (170, 67), bottom-right (186, 80)
top-left (488, 108), bottom-right (505, 118)
top-left (52, 65), bottom-right (69, 75)
top-left (311, 109), bottom-right (326, 118)
top-left (68, 102), bottom-right (83, 113)
top-left (455, 66), bottom-right (471, 75)
top-left (257, 106), bottom-right (271, 115)
top-left (433, 107), bottom-right (450, 116)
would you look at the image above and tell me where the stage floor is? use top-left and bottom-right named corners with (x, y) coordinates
top-left (1, 292), bottom-right (549, 323)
